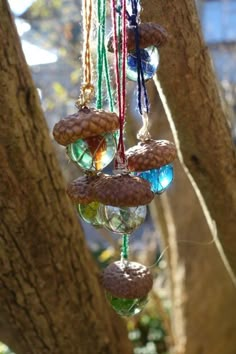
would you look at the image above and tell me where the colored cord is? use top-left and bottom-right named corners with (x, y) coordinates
top-left (76, 0), bottom-right (94, 108)
top-left (96, 0), bottom-right (114, 111)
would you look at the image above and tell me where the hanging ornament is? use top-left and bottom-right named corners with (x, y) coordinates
top-left (53, 108), bottom-right (119, 171)
top-left (107, 14), bottom-right (168, 83)
top-left (103, 260), bottom-right (153, 316)
top-left (126, 139), bottom-right (177, 194)
top-left (94, 174), bottom-right (154, 234)
top-left (53, 0), bottom-right (119, 172)
top-left (67, 175), bottom-right (103, 227)
top-left (53, 0), bottom-right (177, 318)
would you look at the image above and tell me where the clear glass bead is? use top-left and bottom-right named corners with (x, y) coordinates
top-left (77, 202), bottom-right (102, 227)
top-left (67, 133), bottom-right (117, 171)
top-left (127, 46), bottom-right (159, 82)
top-left (106, 292), bottom-right (148, 317)
top-left (98, 204), bottom-right (147, 234)
top-left (134, 164), bottom-right (174, 194)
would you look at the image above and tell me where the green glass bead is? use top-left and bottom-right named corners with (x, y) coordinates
top-left (77, 202), bottom-right (102, 227)
top-left (67, 133), bottom-right (116, 171)
top-left (106, 292), bottom-right (148, 317)
top-left (98, 205), bottom-right (147, 234)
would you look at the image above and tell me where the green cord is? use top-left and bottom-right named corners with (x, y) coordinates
top-left (122, 234), bottom-right (129, 260)
top-left (96, 0), bottom-right (114, 111)
top-left (96, 0), bottom-right (103, 109)
top-left (104, 48), bottom-right (114, 112)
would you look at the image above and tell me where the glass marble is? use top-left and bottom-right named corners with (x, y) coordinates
top-left (98, 204), bottom-right (147, 234)
top-left (77, 202), bottom-right (101, 227)
top-left (106, 292), bottom-right (148, 317)
top-left (67, 133), bottom-right (117, 171)
top-left (127, 46), bottom-right (159, 82)
top-left (134, 164), bottom-right (174, 194)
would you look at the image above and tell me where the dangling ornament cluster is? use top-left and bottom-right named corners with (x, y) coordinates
top-left (53, 0), bottom-right (177, 317)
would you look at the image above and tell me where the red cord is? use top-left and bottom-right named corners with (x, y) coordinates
top-left (111, 0), bottom-right (127, 169)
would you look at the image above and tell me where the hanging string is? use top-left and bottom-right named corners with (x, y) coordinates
top-left (96, 0), bottom-right (114, 111)
top-left (112, 0), bottom-right (128, 170)
top-left (148, 239), bottom-right (215, 269)
top-left (76, 0), bottom-right (94, 108)
top-left (121, 234), bottom-right (129, 261)
top-left (137, 111), bottom-right (151, 140)
top-left (96, 0), bottom-right (103, 108)
top-left (119, 0), bottom-right (128, 158)
top-left (127, 0), bottom-right (150, 116)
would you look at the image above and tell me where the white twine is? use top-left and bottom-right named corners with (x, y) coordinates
top-left (137, 111), bottom-right (151, 141)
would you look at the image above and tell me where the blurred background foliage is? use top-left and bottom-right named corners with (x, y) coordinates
top-left (4, 0), bottom-right (236, 353)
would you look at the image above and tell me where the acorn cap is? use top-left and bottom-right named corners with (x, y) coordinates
top-left (67, 175), bottom-right (99, 204)
top-left (53, 107), bottom-right (119, 146)
top-left (94, 174), bottom-right (154, 207)
top-left (103, 261), bottom-right (153, 299)
top-left (126, 139), bottom-right (177, 172)
top-left (107, 23), bottom-right (168, 53)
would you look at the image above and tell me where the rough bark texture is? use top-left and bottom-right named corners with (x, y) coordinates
top-left (147, 83), bottom-right (236, 354)
top-left (0, 1), bottom-right (132, 354)
top-left (141, 0), bottom-right (236, 281)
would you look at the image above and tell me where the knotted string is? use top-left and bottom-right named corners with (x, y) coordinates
top-left (127, 0), bottom-right (149, 116)
top-left (127, 0), bottom-right (151, 141)
top-left (112, 0), bottom-right (128, 171)
top-left (76, 0), bottom-right (94, 108)
top-left (96, 0), bottom-right (114, 111)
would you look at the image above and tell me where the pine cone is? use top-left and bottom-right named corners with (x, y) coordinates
top-left (94, 174), bottom-right (154, 207)
top-left (67, 175), bottom-right (99, 204)
top-left (126, 139), bottom-right (177, 172)
top-left (107, 23), bottom-right (168, 53)
top-left (53, 107), bottom-right (119, 146)
top-left (103, 261), bottom-right (153, 299)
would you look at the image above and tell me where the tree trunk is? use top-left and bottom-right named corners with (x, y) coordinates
top-left (0, 1), bottom-right (132, 354)
top-left (141, 0), bottom-right (236, 283)
top-left (147, 83), bottom-right (236, 354)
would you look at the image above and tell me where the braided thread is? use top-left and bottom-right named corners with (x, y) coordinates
top-left (76, 0), bottom-right (95, 108)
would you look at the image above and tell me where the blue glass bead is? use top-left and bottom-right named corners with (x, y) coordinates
top-left (134, 164), bottom-right (174, 194)
top-left (127, 46), bottom-right (159, 81)
top-left (66, 133), bottom-right (117, 171)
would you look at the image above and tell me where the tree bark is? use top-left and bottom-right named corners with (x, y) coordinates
top-left (141, 0), bottom-right (236, 283)
top-left (0, 1), bottom-right (132, 354)
top-left (147, 83), bottom-right (236, 354)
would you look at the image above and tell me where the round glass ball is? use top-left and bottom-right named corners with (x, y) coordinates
top-left (134, 164), bottom-right (174, 194)
top-left (77, 202), bottom-right (101, 227)
top-left (67, 133), bottom-right (117, 171)
top-left (127, 46), bottom-right (159, 82)
top-left (98, 204), bottom-right (147, 234)
top-left (106, 292), bottom-right (148, 317)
